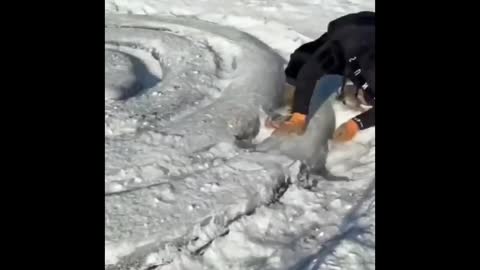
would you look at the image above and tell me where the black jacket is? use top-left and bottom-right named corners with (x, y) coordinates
top-left (285, 11), bottom-right (375, 130)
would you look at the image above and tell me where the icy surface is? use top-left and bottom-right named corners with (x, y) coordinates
top-left (105, 1), bottom-right (375, 269)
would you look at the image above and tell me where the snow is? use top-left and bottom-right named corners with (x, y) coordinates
top-left (105, 0), bottom-right (375, 269)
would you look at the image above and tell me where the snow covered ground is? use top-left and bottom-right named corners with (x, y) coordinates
top-left (105, 1), bottom-right (375, 269)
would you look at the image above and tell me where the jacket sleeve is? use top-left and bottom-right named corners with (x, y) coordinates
top-left (351, 105), bottom-right (375, 130)
top-left (291, 40), bottom-right (345, 114)
top-left (284, 33), bottom-right (329, 85)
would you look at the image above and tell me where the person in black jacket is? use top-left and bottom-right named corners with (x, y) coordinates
top-left (271, 11), bottom-right (375, 142)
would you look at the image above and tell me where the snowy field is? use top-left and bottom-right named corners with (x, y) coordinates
top-left (105, 1), bottom-right (375, 269)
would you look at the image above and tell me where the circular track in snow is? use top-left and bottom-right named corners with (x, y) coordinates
top-left (105, 49), bottom-right (162, 100)
top-left (105, 14), bottom-right (291, 267)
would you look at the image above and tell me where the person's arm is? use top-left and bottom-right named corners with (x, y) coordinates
top-left (284, 33), bottom-right (329, 85)
top-left (291, 40), bottom-right (345, 115)
top-left (271, 41), bottom-right (344, 136)
top-left (351, 105), bottom-right (375, 130)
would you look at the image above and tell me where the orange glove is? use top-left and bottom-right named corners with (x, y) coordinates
top-left (268, 112), bottom-right (307, 136)
top-left (333, 120), bottom-right (360, 142)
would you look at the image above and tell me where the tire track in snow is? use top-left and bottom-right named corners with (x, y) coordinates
top-left (106, 155), bottom-right (304, 269)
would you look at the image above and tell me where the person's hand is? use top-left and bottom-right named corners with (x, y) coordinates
top-left (267, 113), bottom-right (307, 136)
top-left (333, 120), bottom-right (360, 142)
